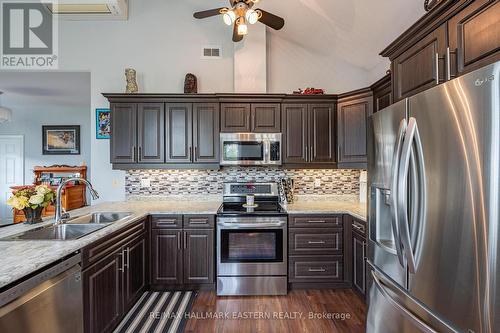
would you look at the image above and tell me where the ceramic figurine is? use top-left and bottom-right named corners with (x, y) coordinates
top-left (184, 73), bottom-right (198, 94)
top-left (125, 68), bottom-right (139, 93)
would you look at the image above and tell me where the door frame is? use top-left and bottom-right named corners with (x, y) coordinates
top-left (0, 135), bottom-right (25, 225)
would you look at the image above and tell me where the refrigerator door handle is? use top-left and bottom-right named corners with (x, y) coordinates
top-left (398, 117), bottom-right (418, 273)
top-left (371, 270), bottom-right (438, 333)
top-left (391, 118), bottom-right (407, 267)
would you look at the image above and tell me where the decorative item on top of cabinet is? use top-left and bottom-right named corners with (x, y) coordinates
top-left (125, 68), bottom-right (138, 93)
top-left (424, 0), bottom-right (444, 12)
top-left (337, 88), bottom-right (372, 169)
top-left (184, 73), bottom-right (198, 93)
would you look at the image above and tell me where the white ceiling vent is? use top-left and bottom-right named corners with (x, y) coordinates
top-left (201, 46), bottom-right (222, 59)
top-left (45, 0), bottom-right (128, 21)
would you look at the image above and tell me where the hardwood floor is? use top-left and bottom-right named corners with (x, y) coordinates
top-left (185, 289), bottom-right (367, 333)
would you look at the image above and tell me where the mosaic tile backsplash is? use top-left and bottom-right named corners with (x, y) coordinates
top-left (126, 168), bottom-right (361, 197)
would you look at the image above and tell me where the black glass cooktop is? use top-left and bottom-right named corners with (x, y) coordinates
top-left (217, 201), bottom-right (286, 216)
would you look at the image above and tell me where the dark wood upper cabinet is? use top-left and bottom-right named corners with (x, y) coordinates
top-left (392, 23), bottom-right (447, 101)
top-left (282, 104), bottom-right (308, 164)
top-left (137, 103), bottom-right (165, 163)
top-left (123, 235), bottom-right (147, 310)
top-left (111, 103), bottom-right (137, 164)
top-left (183, 229), bottom-right (214, 284)
top-left (251, 103), bottom-right (281, 133)
top-left (371, 74), bottom-right (392, 113)
top-left (151, 229), bottom-right (183, 285)
top-left (449, 0), bottom-right (500, 76)
top-left (193, 103), bottom-right (220, 163)
top-left (220, 103), bottom-right (251, 132)
top-left (337, 91), bottom-right (373, 168)
top-left (166, 103), bottom-right (193, 163)
top-left (309, 104), bottom-right (336, 163)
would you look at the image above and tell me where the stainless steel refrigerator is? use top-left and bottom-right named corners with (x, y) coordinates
top-left (366, 61), bottom-right (499, 333)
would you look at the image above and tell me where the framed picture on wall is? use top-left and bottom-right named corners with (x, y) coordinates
top-left (96, 108), bottom-right (111, 139)
top-left (42, 125), bottom-right (81, 155)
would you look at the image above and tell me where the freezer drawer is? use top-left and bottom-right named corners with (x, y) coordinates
top-left (366, 263), bottom-right (458, 333)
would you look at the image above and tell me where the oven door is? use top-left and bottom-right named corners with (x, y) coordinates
top-left (217, 217), bottom-right (287, 276)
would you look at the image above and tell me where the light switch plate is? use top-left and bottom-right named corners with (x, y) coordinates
top-left (314, 179), bottom-right (321, 188)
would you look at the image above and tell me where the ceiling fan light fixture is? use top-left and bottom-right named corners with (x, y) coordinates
top-left (237, 22), bottom-right (248, 36)
top-left (222, 10), bottom-right (236, 26)
top-left (0, 107), bottom-right (12, 123)
top-left (245, 9), bottom-right (259, 24)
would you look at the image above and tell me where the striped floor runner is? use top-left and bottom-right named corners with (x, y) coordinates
top-left (114, 291), bottom-right (197, 333)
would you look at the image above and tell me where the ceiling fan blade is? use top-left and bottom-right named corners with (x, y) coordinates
top-left (193, 7), bottom-right (226, 19)
top-left (257, 9), bottom-right (285, 30)
top-left (233, 23), bottom-right (244, 42)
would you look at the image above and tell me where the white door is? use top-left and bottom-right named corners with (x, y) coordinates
top-left (0, 136), bottom-right (24, 225)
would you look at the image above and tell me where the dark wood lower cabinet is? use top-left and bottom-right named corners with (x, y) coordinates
top-left (82, 219), bottom-right (147, 333)
top-left (151, 229), bottom-right (183, 285)
top-left (184, 229), bottom-right (214, 284)
top-left (83, 252), bottom-right (123, 333)
top-left (352, 231), bottom-right (366, 296)
top-left (150, 215), bottom-right (215, 289)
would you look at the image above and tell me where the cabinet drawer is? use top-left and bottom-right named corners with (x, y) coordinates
top-left (183, 215), bottom-right (215, 229)
top-left (151, 215), bottom-right (182, 229)
top-left (289, 215), bottom-right (342, 228)
top-left (289, 256), bottom-right (343, 282)
top-left (82, 218), bottom-right (146, 268)
top-left (289, 228), bottom-right (343, 255)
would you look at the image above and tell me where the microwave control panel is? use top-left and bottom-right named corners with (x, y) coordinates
top-left (270, 142), bottom-right (280, 161)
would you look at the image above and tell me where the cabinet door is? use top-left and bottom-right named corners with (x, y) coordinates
top-left (137, 103), bottom-right (165, 163)
top-left (282, 104), bottom-right (308, 164)
top-left (83, 252), bottom-right (123, 333)
top-left (337, 96), bottom-right (372, 167)
top-left (193, 103), bottom-right (220, 163)
top-left (392, 23), bottom-right (447, 101)
top-left (110, 103), bottom-right (137, 164)
top-left (151, 229), bottom-right (183, 285)
top-left (251, 103), bottom-right (281, 133)
top-left (309, 103), bottom-right (336, 163)
top-left (220, 103), bottom-right (251, 132)
top-left (166, 103), bottom-right (192, 163)
top-left (183, 229), bottom-right (214, 284)
top-left (449, 0), bottom-right (500, 76)
top-left (123, 235), bottom-right (147, 310)
top-left (353, 232), bottom-right (366, 296)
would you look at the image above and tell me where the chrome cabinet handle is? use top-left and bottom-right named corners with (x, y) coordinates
top-left (446, 47), bottom-right (451, 81)
top-left (308, 268), bottom-right (326, 273)
top-left (371, 270), bottom-right (437, 333)
top-left (397, 117), bottom-right (421, 273)
top-left (310, 146), bottom-right (313, 162)
top-left (305, 146), bottom-right (308, 162)
top-left (435, 52), bottom-right (440, 85)
top-left (307, 220), bottom-right (326, 223)
top-left (352, 223), bottom-right (365, 232)
top-left (138, 147), bottom-right (142, 162)
top-left (117, 252), bottom-right (124, 272)
top-left (183, 232), bottom-right (187, 250)
top-left (194, 146), bottom-right (198, 161)
top-left (177, 232), bottom-right (181, 250)
top-left (189, 219), bottom-right (208, 224)
top-left (391, 118), bottom-right (407, 267)
top-left (189, 147), bottom-right (193, 161)
top-left (123, 249), bottom-right (129, 269)
top-left (156, 219), bottom-right (177, 225)
top-left (133, 146), bottom-right (137, 162)
top-left (308, 241), bottom-right (326, 245)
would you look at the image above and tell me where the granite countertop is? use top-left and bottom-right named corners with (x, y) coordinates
top-left (0, 196), bottom-right (367, 289)
top-left (0, 199), bottom-right (222, 289)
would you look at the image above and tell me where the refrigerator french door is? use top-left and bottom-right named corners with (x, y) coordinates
top-left (367, 61), bottom-right (499, 333)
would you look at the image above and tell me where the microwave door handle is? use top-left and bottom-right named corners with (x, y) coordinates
top-left (398, 117), bottom-right (418, 273)
top-left (391, 118), bottom-right (407, 267)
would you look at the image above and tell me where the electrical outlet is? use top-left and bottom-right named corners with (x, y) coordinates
top-left (140, 179), bottom-right (151, 188)
top-left (314, 179), bottom-right (321, 188)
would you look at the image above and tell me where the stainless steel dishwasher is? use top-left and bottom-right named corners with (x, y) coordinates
top-left (0, 254), bottom-right (83, 333)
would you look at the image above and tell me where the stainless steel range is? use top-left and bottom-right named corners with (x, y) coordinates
top-left (216, 182), bottom-right (288, 296)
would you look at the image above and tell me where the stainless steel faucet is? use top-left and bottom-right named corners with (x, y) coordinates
top-left (54, 178), bottom-right (99, 225)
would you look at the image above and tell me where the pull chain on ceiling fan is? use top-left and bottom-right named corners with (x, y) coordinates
top-left (193, 0), bottom-right (285, 42)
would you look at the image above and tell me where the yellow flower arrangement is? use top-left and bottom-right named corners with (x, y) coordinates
top-left (7, 185), bottom-right (56, 210)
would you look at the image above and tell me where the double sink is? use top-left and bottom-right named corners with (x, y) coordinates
top-left (2, 212), bottom-right (132, 241)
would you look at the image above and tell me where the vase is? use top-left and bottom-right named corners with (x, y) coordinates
top-left (23, 207), bottom-right (44, 224)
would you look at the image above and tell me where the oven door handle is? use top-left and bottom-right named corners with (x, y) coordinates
top-left (218, 222), bottom-right (286, 229)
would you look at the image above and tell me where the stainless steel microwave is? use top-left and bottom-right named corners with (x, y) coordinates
top-left (220, 133), bottom-right (282, 166)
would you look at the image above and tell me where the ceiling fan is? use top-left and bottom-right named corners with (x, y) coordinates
top-left (193, 0), bottom-right (285, 42)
